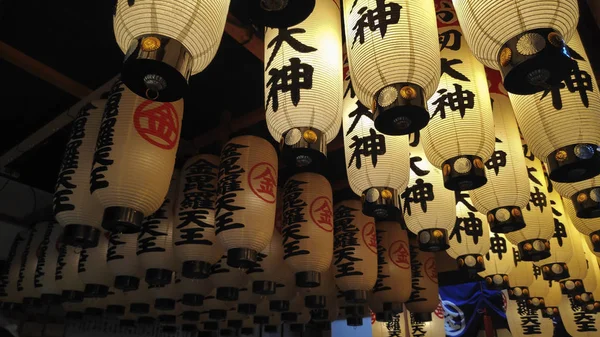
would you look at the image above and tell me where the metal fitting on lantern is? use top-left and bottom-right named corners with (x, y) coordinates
top-left (281, 127), bottom-right (327, 173)
top-left (182, 260), bottom-right (212, 279)
top-left (526, 297), bottom-right (546, 311)
top-left (227, 248), bottom-right (258, 269)
top-left (441, 155), bottom-right (487, 191)
top-left (83, 284), bottom-right (109, 298)
top-left (344, 304), bottom-right (365, 324)
top-left (264, 325), bottom-right (278, 333)
top-left (344, 290), bottom-right (368, 304)
top-left (254, 315), bottom-right (269, 325)
top-left (304, 295), bottom-right (326, 309)
top-left (290, 324), bottom-right (305, 333)
top-left (122, 35), bottom-right (192, 102)
top-left (61, 290), bottom-right (84, 303)
top-left (583, 299), bottom-right (600, 314)
top-left (346, 316), bottom-right (363, 327)
top-left (269, 300), bottom-right (290, 312)
top-left (137, 316), bottom-right (156, 325)
top-left (102, 207), bottom-right (145, 234)
top-left (198, 330), bottom-right (213, 337)
top-left (154, 298), bottom-right (176, 311)
top-left (238, 303), bottom-right (257, 315)
top-left (295, 270), bottom-right (321, 288)
top-left (252, 280), bottom-right (277, 295)
top-left (541, 306), bottom-right (559, 318)
top-left (517, 239), bottom-right (551, 262)
top-left (486, 206), bottom-right (525, 233)
top-left (541, 263), bottom-right (570, 281)
top-left (571, 187), bottom-right (600, 218)
top-left (40, 294), bottom-right (62, 305)
top-left (589, 231), bottom-right (600, 252)
top-left (241, 327), bottom-right (255, 336)
top-left (130, 303), bottom-right (150, 315)
top-left (361, 187), bottom-right (400, 220)
top-left (22, 297), bottom-right (42, 309)
top-left (114, 275), bottom-right (140, 292)
top-left (484, 274), bottom-right (510, 290)
top-left (248, 0), bottom-right (315, 28)
top-left (417, 228), bottom-right (450, 252)
top-left (498, 28), bottom-right (575, 95)
top-left (310, 309), bottom-right (329, 321)
top-left (508, 286), bottom-right (530, 300)
top-left (383, 302), bottom-right (403, 314)
top-left (62, 225), bottom-right (101, 249)
top-left (181, 293), bottom-right (204, 307)
top-left (145, 268), bottom-right (173, 286)
top-left (208, 309), bottom-right (227, 321)
top-left (546, 144), bottom-right (600, 183)
top-left (281, 311), bottom-right (299, 323)
top-left (372, 83), bottom-right (429, 136)
top-left (216, 287), bottom-right (239, 301)
top-left (559, 279), bottom-right (585, 296)
top-left (413, 312), bottom-right (433, 323)
top-left (106, 305), bottom-right (126, 317)
top-left (120, 319), bottom-right (136, 328)
top-left (228, 320), bottom-right (243, 329)
top-left (376, 311), bottom-right (394, 323)
top-left (456, 254), bottom-right (485, 273)
top-left (85, 307), bottom-right (104, 317)
top-left (573, 292), bottom-right (595, 308)
top-left (182, 311), bottom-right (200, 322)
top-left (181, 324), bottom-right (197, 333)
top-left (158, 314), bottom-right (176, 325)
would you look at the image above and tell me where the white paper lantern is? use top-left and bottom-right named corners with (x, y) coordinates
top-left (175, 154), bottom-right (223, 278)
top-left (149, 273), bottom-right (178, 312)
top-left (282, 172), bottom-right (334, 288)
top-left (33, 222), bottom-right (62, 304)
top-left (579, 243), bottom-right (600, 310)
top-left (469, 69), bottom-right (530, 233)
top-left (268, 268), bottom-right (298, 313)
top-left (405, 239), bottom-right (439, 322)
top-left (236, 280), bottom-right (264, 315)
top-left (586, 256), bottom-right (600, 313)
top-left (178, 276), bottom-right (213, 307)
top-left (422, 1), bottom-right (495, 191)
top-left (402, 135), bottom-right (456, 251)
top-left (564, 197), bottom-right (600, 254)
top-left (215, 136), bottom-right (278, 268)
top-left (560, 232), bottom-right (589, 297)
top-left (91, 80), bottom-right (183, 233)
top-left (55, 244), bottom-right (86, 303)
top-left (78, 232), bottom-right (113, 298)
top-left (506, 292), bottom-right (554, 337)
top-left (105, 288), bottom-right (127, 317)
top-left (203, 288), bottom-right (234, 321)
top-left (558, 295), bottom-right (600, 335)
top-left (452, 0), bottom-right (579, 95)
top-left (106, 232), bottom-right (143, 292)
top-left (247, 229), bottom-right (285, 296)
top-left (525, 264), bottom-right (550, 311)
top-left (1, 231), bottom-right (27, 307)
top-left (478, 233), bottom-right (515, 290)
top-left (555, 174), bottom-right (600, 219)
top-left (507, 248), bottom-right (534, 301)
top-left (208, 255), bottom-right (248, 302)
top-left (300, 264), bottom-right (335, 310)
top-left (541, 281), bottom-right (562, 318)
top-left (372, 309), bottom-right (405, 337)
top-left (113, 0), bottom-right (230, 101)
top-left (406, 304), bottom-right (446, 336)
top-left (18, 223), bottom-right (47, 306)
top-left (508, 32), bottom-right (600, 184)
top-left (264, 0), bottom-right (343, 170)
top-left (126, 284), bottom-right (153, 316)
top-left (54, 100), bottom-right (106, 248)
top-left (254, 299), bottom-right (272, 325)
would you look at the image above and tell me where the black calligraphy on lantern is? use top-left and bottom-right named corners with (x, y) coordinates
top-left (441, 58), bottom-right (469, 82)
top-left (407, 245), bottom-right (426, 303)
top-left (351, 0), bottom-right (402, 48)
top-left (215, 143), bottom-right (248, 235)
top-left (527, 186), bottom-right (547, 213)
top-left (54, 244), bottom-right (67, 282)
top-left (402, 178), bottom-right (434, 216)
top-left (266, 57), bottom-right (314, 112)
top-left (552, 218), bottom-right (567, 247)
top-left (246, 253), bottom-right (267, 275)
top-left (450, 212), bottom-right (483, 244)
top-left (485, 138), bottom-right (507, 175)
top-left (265, 27), bottom-right (317, 70)
top-left (348, 128), bottom-right (386, 169)
top-left (373, 230), bottom-right (391, 293)
top-left (346, 103), bottom-right (372, 136)
top-left (490, 233), bottom-right (507, 260)
top-left (77, 249), bottom-right (89, 274)
top-left (1, 235), bottom-right (24, 295)
top-left (333, 205), bottom-right (363, 278)
top-left (137, 198), bottom-right (169, 255)
top-left (409, 156), bottom-right (430, 177)
top-left (573, 311), bottom-right (598, 332)
top-left (34, 225), bottom-right (54, 289)
top-left (17, 229), bottom-right (36, 292)
top-left (540, 61), bottom-right (593, 110)
top-left (431, 84), bottom-right (475, 119)
top-left (411, 313), bottom-right (427, 337)
top-left (107, 233), bottom-right (125, 262)
top-left (386, 315), bottom-right (402, 337)
top-left (282, 179), bottom-right (310, 259)
top-left (439, 29), bottom-right (462, 51)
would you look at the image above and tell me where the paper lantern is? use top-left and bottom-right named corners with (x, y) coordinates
top-left (55, 244), bottom-right (86, 303)
top-left (577, 242), bottom-right (599, 310)
top-left (62, 302), bottom-right (84, 321)
top-left (33, 222), bottom-right (62, 304)
top-left (525, 264), bottom-right (550, 311)
top-left (247, 229), bottom-right (284, 295)
top-left (406, 304), bottom-right (445, 336)
top-left (555, 174), bottom-right (600, 219)
top-left (585, 256), bottom-right (600, 313)
top-left (559, 233), bottom-right (589, 297)
top-left (506, 292), bottom-right (554, 337)
top-left (469, 69), bottom-right (530, 233)
top-left (507, 248), bottom-right (534, 301)
top-left (1, 231), bottom-right (27, 309)
top-left (402, 135), bottom-right (456, 251)
top-left (332, 199), bottom-right (378, 303)
top-left (373, 221), bottom-right (412, 311)
top-left (282, 172), bottom-right (334, 288)
top-left (300, 264), bottom-right (335, 309)
top-left (54, 100), bottom-right (106, 248)
top-left (268, 268), bottom-right (298, 312)
top-left (281, 293), bottom-right (304, 323)
top-left (310, 290), bottom-right (339, 323)
top-left (82, 297), bottom-right (106, 316)
top-left (78, 232), bottom-right (112, 298)
top-left (508, 32), bottom-right (600, 183)
top-left (18, 223), bottom-right (47, 307)
top-left (149, 273), bottom-right (178, 312)
top-left (178, 276), bottom-right (213, 307)
top-left (289, 304), bottom-right (311, 333)
top-left (343, 0), bottom-right (440, 135)
top-left (208, 255), bottom-right (248, 302)
top-left (478, 233), bottom-right (515, 290)
top-left (264, 312), bottom-right (282, 334)
top-left (506, 142), bottom-right (554, 261)
top-left (558, 295), bottom-right (600, 335)
top-left (264, 0), bottom-right (343, 171)
top-left (126, 285), bottom-right (153, 316)
top-left (105, 288), bottom-right (127, 317)
top-left (137, 175), bottom-right (177, 286)
top-left (240, 317), bottom-right (256, 336)
top-left (405, 239), bottom-right (439, 322)
top-left (422, 1), bottom-right (495, 191)
top-left (248, 0), bottom-right (314, 28)
top-left (215, 135), bottom-right (278, 268)
top-left (225, 308), bottom-right (246, 329)
top-left (175, 154), bottom-right (223, 278)
top-left (564, 197), bottom-right (600, 253)
top-left (203, 288), bottom-right (233, 321)
top-left (91, 80), bottom-right (182, 233)
top-left (452, 0), bottom-right (579, 94)
top-left (106, 232), bottom-right (142, 292)
top-left (254, 299), bottom-right (272, 325)
top-left (372, 310), bottom-right (405, 337)
top-left (541, 281), bottom-right (562, 318)
top-left (342, 65), bottom-right (410, 219)
top-left (236, 281), bottom-right (264, 315)
top-left (113, 0), bottom-right (230, 101)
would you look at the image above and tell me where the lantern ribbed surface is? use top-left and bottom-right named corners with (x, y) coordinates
top-left (405, 240), bottom-right (439, 315)
top-left (215, 136), bottom-right (278, 264)
top-left (107, 232), bottom-right (141, 278)
top-left (175, 154), bottom-right (223, 270)
top-left (507, 249), bottom-right (534, 288)
top-left (19, 223), bottom-right (47, 301)
top-left (582, 243), bottom-right (598, 293)
top-left (447, 197), bottom-right (491, 259)
top-left (528, 265), bottom-right (549, 299)
top-left (506, 294), bottom-right (553, 336)
top-left (282, 172), bottom-right (334, 275)
top-left (565, 233), bottom-right (588, 281)
top-left (469, 69), bottom-right (530, 217)
top-left (478, 233), bottom-right (515, 279)
top-left (78, 233), bottom-right (113, 288)
top-left (113, 0), bottom-right (230, 75)
top-left (55, 245), bottom-right (86, 295)
top-left (508, 33), bottom-right (600, 164)
top-left (544, 281), bottom-right (562, 308)
top-left (373, 221), bottom-right (412, 304)
top-left (558, 295), bottom-right (600, 335)
top-left (247, 229), bottom-right (285, 285)
top-left (208, 255), bottom-right (248, 292)
top-left (34, 222), bottom-right (62, 297)
top-left (563, 198), bottom-right (597, 236)
top-left (422, 2), bottom-right (495, 171)
top-left (91, 80), bottom-right (183, 220)
top-left (2, 231), bottom-right (27, 303)
top-left (343, 0), bottom-right (440, 114)
top-left (264, 0), bottom-right (343, 143)
top-left (333, 200), bottom-right (378, 293)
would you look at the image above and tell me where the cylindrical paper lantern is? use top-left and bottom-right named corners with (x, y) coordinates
top-left (507, 247), bottom-right (534, 301)
top-left (178, 276), bottom-right (213, 307)
top-left (447, 196), bottom-right (490, 272)
top-left (559, 232), bottom-right (589, 297)
top-left (82, 296), bottom-right (106, 316)
top-left (372, 308), bottom-right (404, 336)
top-left (268, 269), bottom-right (298, 313)
top-left (478, 233), bottom-right (515, 290)
top-left (126, 284), bottom-right (153, 316)
top-left (18, 223), bottom-right (47, 307)
top-left (282, 172), bottom-right (334, 288)
top-left (506, 294), bottom-right (554, 337)
top-left (208, 255), bottom-right (248, 302)
top-left (506, 142), bottom-right (554, 261)
top-left (247, 229), bottom-right (285, 295)
top-left (342, 61), bottom-right (410, 219)
top-left (422, 1), bottom-right (495, 191)
top-left (578, 242), bottom-right (599, 310)
top-left (405, 239), bottom-right (439, 322)
top-left (469, 69), bottom-right (530, 233)
top-left (55, 244), bottom-right (86, 303)
top-left (558, 294), bottom-right (600, 335)
top-left (300, 264), bottom-right (335, 310)
top-left (310, 289), bottom-right (339, 323)
top-left (91, 80), bottom-right (182, 233)
top-left (62, 302), bottom-right (84, 321)
top-left (403, 135), bottom-right (456, 251)
top-left (585, 256), bottom-right (600, 313)
top-left (149, 273), bottom-right (178, 312)
top-left (1, 231), bottom-right (27, 308)
top-left (564, 197), bottom-right (600, 253)
top-left (254, 299), bottom-right (272, 325)
top-left (281, 293), bottom-right (304, 323)
top-left (407, 304), bottom-right (446, 334)
top-left (343, 0), bottom-right (440, 135)
top-left (289, 304), bottom-right (311, 333)
top-left (248, 0), bottom-right (315, 28)
top-left (105, 288), bottom-right (127, 317)
top-left (54, 100), bottom-right (106, 248)
top-left (541, 281), bottom-right (562, 318)
top-left (555, 174), bottom-right (600, 219)
top-left (113, 0), bottom-right (230, 101)
top-left (225, 308), bottom-right (246, 330)
top-left (373, 221), bottom-right (412, 311)
top-left (332, 200), bottom-right (377, 303)
top-left (264, 0), bottom-right (343, 171)
top-left (236, 281), bottom-right (263, 315)
top-left (175, 154), bottom-right (223, 278)
top-left (215, 135), bottom-right (278, 268)
top-left (525, 265), bottom-right (550, 311)
top-left (107, 232), bottom-right (142, 291)
top-left (137, 174), bottom-right (177, 286)
top-left (240, 317), bottom-right (255, 336)
top-left (33, 222), bottom-right (62, 304)
top-left (452, 0), bottom-right (579, 94)
top-left (78, 232), bottom-right (112, 298)
top-left (508, 32), bottom-right (600, 183)
top-left (203, 288), bottom-right (233, 321)
top-left (264, 312), bottom-right (282, 334)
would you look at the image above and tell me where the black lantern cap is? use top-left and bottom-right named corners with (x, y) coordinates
top-left (102, 206), bottom-right (144, 233)
top-left (62, 225), bottom-right (100, 249)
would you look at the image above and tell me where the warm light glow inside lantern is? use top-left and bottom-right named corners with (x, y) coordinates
top-left (506, 292), bottom-right (554, 335)
top-left (478, 233), bottom-right (515, 290)
top-left (559, 232), bottom-right (588, 297)
top-left (564, 197), bottom-right (600, 253)
top-left (405, 239), bottom-right (439, 322)
top-left (247, 229), bottom-right (285, 296)
top-left (506, 248), bottom-right (534, 301)
top-left (526, 264), bottom-right (550, 311)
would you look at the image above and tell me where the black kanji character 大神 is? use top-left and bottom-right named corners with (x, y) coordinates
top-left (346, 103), bottom-right (373, 136)
top-left (265, 27), bottom-right (317, 69)
top-left (266, 57), bottom-right (314, 112)
top-left (348, 128), bottom-right (386, 169)
top-left (441, 58), bottom-right (469, 82)
top-left (485, 150), bottom-right (507, 176)
top-left (431, 83), bottom-right (475, 119)
top-left (402, 179), bottom-right (434, 216)
top-left (352, 0), bottom-right (402, 47)
top-left (490, 233), bottom-right (508, 260)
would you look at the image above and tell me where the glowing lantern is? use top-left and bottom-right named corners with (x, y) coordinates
top-left (1, 231), bottom-right (27, 309)
top-left (447, 195), bottom-right (490, 272)
top-left (215, 135), bottom-right (278, 268)
top-left (541, 281), bottom-right (562, 318)
top-left (406, 304), bottom-right (446, 336)
top-left (237, 281), bottom-right (264, 315)
top-left (264, 0), bottom-right (343, 171)
top-left (403, 135), bottom-right (456, 251)
top-left (405, 239), bottom-right (439, 322)
top-left (268, 268), bottom-right (298, 312)
top-left (107, 232), bottom-right (142, 291)
top-left (506, 293), bottom-right (554, 337)
top-left (91, 80), bottom-right (182, 233)
top-left (208, 255), bottom-right (248, 301)
top-left (585, 256), bottom-right (600, 313)
top-left (300, 264), bottom-right (335, 309)
top-left (469, 69), bottom-right (530, 233)
top-left (55, 244), bottom-right (86, 303)
top-left (577, 242), bottom-right (599, 310)
top-left (372, 309), bottom-right (404, 337)
top-left (254, 299), bottom-right (272, 325)
top-left (247, 229), bottom-right (285, 295)
top-left (149, 273), bottom-right (178, 312)
top-left (564, 197), bottom-right (600, 252)
top-left (113, 0), bottom-right (230, 101)
top-left (32, 222), bottom-right (62, 305)
top-left (507, 248), bottom-right (534, 301)
top-left (559, 295), bottom-right (600, 335)
top-left (54, 100), bottom-right (106, 248)
top-left (241, 317), bottom-right (256, 336)
top-left (203, 288), bottom-right (232, 321)
top-left (78, 232), bottom-right (112, 298)
top-left (248, 0), bottom-right (314, 28)
top-left (343, 0), bottom-right (440, 135)
top-left (126, 285), bottom-right (153, 316)
top-left (478, 233), bottom-right (515, 290)
top-left (508, 32), bottom-right (600, 183)
top-left (422, 0), bottom-right (495, 191)
top-left (178, 276), bottom-right (213, 307)
top-left (555, 174), bottom-right (600, 219)
top-left (175, 154), bottom-right (223, 278)
top-left (281, 172), bottom-right (333, 288)
top-left (452, 0), bottom-right (579, 95)
top-left (559, 233), bottom-right (588, 297)
top-left (281, 293), bottom-right (304, 323)
top-left (105, 288), bottom-right (127, 317)
top-left (526, 264), bottom-right (550, 311)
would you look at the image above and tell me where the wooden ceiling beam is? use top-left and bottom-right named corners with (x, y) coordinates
top-left (224, 13), bottom-right (264, 62)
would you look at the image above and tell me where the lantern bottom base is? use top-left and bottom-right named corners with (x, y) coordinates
top-left (154, 298), bottom-right (176, 311)
top-left (120, 320), bottom-right (136, 328)
top-left (228, 320), bottom-right (243, 329)
top-left (311, 309), bottom-right (329, 321)
top-left (442, 155), bottom-right (487, 191)
top-left (158, 314), bottom-right (176, 324)
top-left (483, 274), bottom-right (510, 290)
top-left (217, 286), bottom-right (239, 301)
top-left (305, 295), bottom-right (326, 309)
top-left (373, 83), bottom-right (429, 136)
top-left (508, 286), bottom-right (530, 300)
top-left (571, 187), bottom-right (600, 218)
top-left (106, 305), bottom-right (125, 317)
top-left (487, 206), bottom-right (525, 233)
top-left (290, 324), bottom-right (305, 333)
top-left (457, 254), bottom-right (485, 273)
top-left (517, 239), bottom-right (550, 262)
top-left (254, 315), bottom-right (269, 325)
top-left (41, 293), bottom-right (62, 305)
top-left (182, 293), bottom-right (204, 307)
top-left (85, 308), bottom-right (104, 316)
top-left (209, 309), bottom-right (227, 321)
top-left (574, 292), bottom-right (595, 307)
top-left (318, 321), bottom-right (332, 331)
top-left (412, 312), bottom-right (432, 323)
top-left (248, 0), bottom-right (315, 29)
top-left (344, 304), bottom-right (365, 317)
top-left (590, 231), bottom-right (600, 252)
top-left (182, 310), bottom-right (200, 322)
top-left (361, 187), bottom-right (400, 221)
top-left (281, 127), bottom-right (327, 174)
top-left (346, 317), bottom-right (363, 327)
top-left (252, 280), bottom-right (277, 295)
top-left (546, 143), bottom-right (600, 183)
top-left (270, 300), bottom-right (290, 312)
top-left (66, 311), bottom-right (83, 321)
top-left (282, 311), bottom-right (299, 322)
top-left (383, 302), bottom-right (403, 314)
top-left (182, 260), bottom-right (212, 279)
top-left (417, 228), bottom-right (449, 252)
top-left (61, 290), bottom-right (84, 303)
top-left (138, 317), bottom-right (156, 325)
top-left (238, 303), bottom-right (257, 315)
top-left (84, 284), bottom-right (109, 298)
top-left (227, 248), bottom-right (258, 269)
top-left (376, 311), bottom-right (394, 323)
top-left (344, 290), bottom-right (368, 304)
top-left (241, 328), bottom-right (254, 336)
top-left (145, 268), bottom-right (173, 286)
top-left (526, 297), bottom-right (546, 311)
top-left (102, 207), bottom-right (144, 234)
top-left (130, 303), bottom-right (150, 315)
top-left (114, 275), bottom-right (140, 292)
top-left (264, 325), bottom-right (278, 333)
top-left (541, 263), bottom-right (570, 281)
top-left (296, 271), bottom-right (321, 288)
top-left (542, 307), bottom-right (559, 318)
top-left (62, 224), bottom-right (100, 249)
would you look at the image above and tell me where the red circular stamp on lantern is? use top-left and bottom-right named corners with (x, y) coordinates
top-left (388, 240), bottom-right (411, 270)
top-left (310, 196), bottom-right (333, 232)
top-left (248, 162), bottom-right (277, 204)
top-left (362, 222), bottom-right (378, 254)
top-left (434, 302), bottom-right (444, 319)
top-left (425, 257), bottom-right (438, 284)
top-left (134, 100), bottom-right (179, 150)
